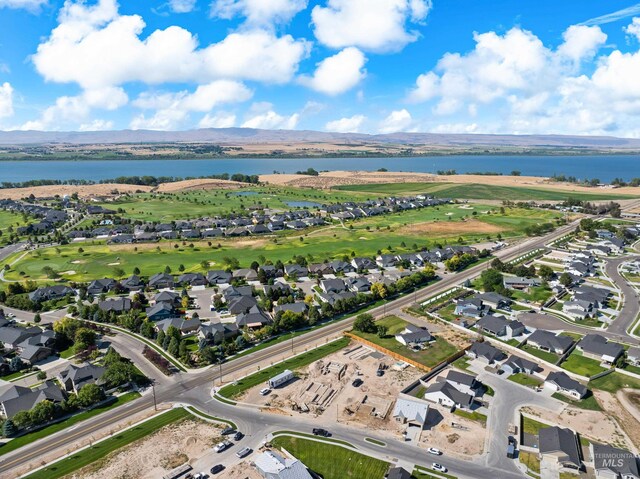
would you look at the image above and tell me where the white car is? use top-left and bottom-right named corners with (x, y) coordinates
top-left (427, 447), bottom-right (441, 455)
top-left (259, 388), bottom-right (271, 396)
top-left (213, 440), bottom-right (231, 453)
top-left (432, 463), bottom-right (447, 473)
top-left (236, 447), bottom-right (252, 458)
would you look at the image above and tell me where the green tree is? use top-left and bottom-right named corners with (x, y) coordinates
top-left (156, 329), bottom-right (166, 347)
top-left (377, 325), bottom-right (388, 338)
top-left (480, 268), bottom-right (504, 292)
top-left (538, 265), bottom-right (555, 281)
top-left (30, 400), bottom-right (56, 425)
top-left (133, 267), bottom-right (141, 275)
top-left (33, 313), bottom-right (41, 323)
top-left (12, 411), bottom-right (32, 430)
top-left (559, 272), bottom-right (573, 287)
top-left (77, 383), bottom-right (105, 407)
top-left (167, 337), bottom-right (180, 357)
top-left (353, 314), bottom-right (376, 333)
top-left (2, 419), bottom-right (17, 437)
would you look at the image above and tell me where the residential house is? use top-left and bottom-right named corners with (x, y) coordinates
top-left (503, 276), bottom-right (540, 291)
top-left (442, 370), bottom-right (481, 396)
top-left (466, 341), bottom-right (506, 364)
top-left (501, 355), bottom-right (539, 375)
top-left (527, 330), bottom-right (574, 355)
top-left (254, 449), bottom-right (313, 479)
top-left (227, 295), bottom-right (258, 315)
top-left (628, 347), bottom-right (640, 367)
top-left (376, 254), bottom-right (398, 269)
top-left (284, 264), bottom-right (308, 279)
top-left (395, 325), bottom-right (433, 346)
top-left (351, 257), bottom-right (377, 272)
top-left (386, 467), bottom-right (412, 479)
top-left (178, 273), bottom-right (208, 287)
top-left (198, 322), bottom-right (239, 345)
top-left (591, 443), bottom-right (639, 479)
top-left (145, 302), bottom-right (175, 322)
top-left (545, 371), bottom-right (588, 399)
top-left (59, 364), bottom-right (106, 393)
top-left (273, 302), bottom-right (309, 316)
top-left (155, 317), bottom-right (201, 335)
top-left (454, 298), bottom-right (488, 319)
top-left (474, 292), bottom-right (513, 310)
top-left (87, 278), bottom-right (117, 296)
top-left (392, 396), bottom-right (429, 428)
top-left (99, 297), bottom-right (132, 313)
top-left (320, 278), bottom-right (347, 294)
top-left (154, 290), bottom-right (181, 306)
top-left (346, 277), bottom-right (371, 293)
top-left (207, 270), bottom-right (232, 285)
top-left (309, 263), bottom-right (333, 276)
top-left (328, 260), bottom-right (355, 274)
top-left (563, 299), bottom-right (596, 319)
top-left (233, 268), bottom-right (259, 282)
top-left (29, 285), bottom-right (75, 303)
top-left (120, 275), bottom-right (144, 292)
top-left (423, 381), bottom-right (474, 409)
top-left (148, 272), bottom-right (174, 290)
top-left (577, 334), bottom-right (624, 365)
top-left (236, 305), bottom-right (272, 329)
top-left (0, 381), bottom-right (66, 418)
top-left (539, 426), bottom-right (583, 471)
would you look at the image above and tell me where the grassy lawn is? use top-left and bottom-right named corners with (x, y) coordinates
top-left (519, 450), bottom-right (541, 474)
top-left (412, 467), bottom-right (458, 479)
top-left (22, 407), bottom-right (189, 479)
top-left (351, 315), bottom-right (459, 368)
top-left (522, 416), bottom-right (549, 435)
top-left (453, 408), bottom-right (487, 425)
top-left (218, 337), bottom-right (350, 399)
top-left (4, 204), bottom-right (557, 283)
top-left (452, 355), bottom-right (472, 371)
top-left (0, 210), bottom-right (32, 246)
top-left (560, 350), bottom-right (607, 377)
top-left (333, 182), bottom-right (638, 201)
top-left (270, 436), bottom-right (389, 479)
top-left (0, 392), bottom-right (141, 457)
top-left (271, 431), bottom-right (354, 448)
top-left (519, 345), bottom-right (560, 364)
top-left (552, 391), bottom-right (602, 411)
top-left (436, 303), bottom-right (459, 322)
top-left (508, 373), bottom-right (542, 388)
top-left (183, 406), bottom-right (236, 429)
top-left (589, 372), bottom-right (640, 393)
top-left (511, 285), bottom-right (553, 304)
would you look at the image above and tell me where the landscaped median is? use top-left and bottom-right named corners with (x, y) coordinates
top-left (217, 337), bottom-right (351, 400)
top-left (21, 407), bottom-right (190, 479)
top-left (0, 391), bottom-right (141, 458)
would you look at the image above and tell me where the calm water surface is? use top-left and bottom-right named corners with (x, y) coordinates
top-left (1, 155), bottom-right (639, 183)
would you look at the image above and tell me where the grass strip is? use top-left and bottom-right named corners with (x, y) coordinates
top-left (183, 406), bottom-right (236, 429)
top-left (271, 430), bottom-right (355, 448)
top-left (364, 437), bottom-right (386, 446)
top-left (0, 392), bottom-right (141, 458)
top-left (21, 407), bottom-right (189, 479)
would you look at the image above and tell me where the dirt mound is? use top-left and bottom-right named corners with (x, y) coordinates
top-left (155, 178), bottom-right (246, 192)
top-left (0, 183), bottom-right (153, 200)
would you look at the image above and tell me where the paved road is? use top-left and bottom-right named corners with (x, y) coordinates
top-left (0, 221), bottom-right (579, 478)
top-left (0, 242), bottom-right (26, 264)
top-left (604, 255), bottom-right (640, 336)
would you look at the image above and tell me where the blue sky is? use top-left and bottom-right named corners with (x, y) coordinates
top-left (1, 0), bottom-right (640, 136)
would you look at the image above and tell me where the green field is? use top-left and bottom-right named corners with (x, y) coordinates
top-left (351, 315), bottom-right (459, 368)
top-left (0, 392), bottom-right (140, 457)
top-left (22, 407), bottom-right (189, 479)
top-left (511, 285), bottom-right (553, 304)
top-left (2, 204), bottom-right (557, 283)
top-left (95, 187), bottom-right (369, 222)
top-left (521, 415), bottom-right (549, 435)
top-left (270, 436), bottom-right (390, 479)
top-left (0, 210), bottom-right (32, 245)
top-left (218, 337), bottom-right (350, 399)
top-left (334, 182), bottom-right (640, 201)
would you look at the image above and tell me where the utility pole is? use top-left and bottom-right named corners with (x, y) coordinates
top-left (219, 359), bottom-right (223, 386)
top-left (151, 381), bottom-right (157, 411)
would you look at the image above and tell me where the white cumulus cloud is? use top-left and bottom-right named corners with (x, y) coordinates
top-left (0, 82), bottom-right (14, 119)
top-left (169, 0), bottom-right (197, 13)
top-left (300, 47), bottom-right (366, 95)
top-left (199, 112), bottom-right (237, 128)
top-left (325, 114), bottom-right (366, 133)
top-left (241, 103), bottom-right (299, 129)
top-left (79, 119), bottom-right (114, 131)
top-left (0, 0), bottom-right (47, 11)
top-left (210, 0), bottom-right (307, 27)
top-left (378, 109), bottom-right (413, 133)
top-left (312, 0), bottom-right (432, 52)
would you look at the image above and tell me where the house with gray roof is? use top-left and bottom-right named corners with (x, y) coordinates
top-left (155, 317), bottom-right (201, 335)
top-left (87, 278), bottom-right (117, 296)
top-left (120, 275), bottom-right (144, 291)
top-left (28, 285), bottom-right (75, 303)
top-left (0, 381), bottom-right (66, 419)
top-left (539, 426), bottom-right (583, 471)
top-left (591, 443), bottom-right (639, 479)
top-left (503, 276), bottom-right (540, 291)
top-left (392, 396), bottom-right (429, 427)
top-left (442, 370), bottom-right (481, 396)
top-left (59, 363), bottom-right (106, 393)
top-left (577, 334), bottom-right (623, 364)
top-left (501, 355), bottom-right (539, 375)
top-left (274, 302), bottom-right (309, 316)
top-left (207, 270), bottom-right (232, 285)
top-left (228, 295), bottom-right (258, 315)
top-left (474, 292), bottom-right (512, 310)
top-left (254, 449), bottom-right (313, 479)
top-left (148, 272), bottom-right (174, 289)
top-left (198, 322), bottom-right (238, 345)
top-left (527, 329), bottom-right (574, 355)
top-left (466, 341), bottom-right (506, 364)
top-left (395, 324), bottom-right (432, 346)
top-left (99, 297), bottom-right (132, 313)
top-left (145, 302), bottom-right (175, 322)
top-left (178, 273), bottom-right (208, 287)
top-left (454, 297), bottom-right (487, 319)
top-left (284, 264), bottom-right (308, 279)
top-left (320, 278), bottom-right (347, 294)
top-left (236, 306), bottom-right (272, 329)
top-left (423, 381), bottom-right (474, 409)
top-left (386, 467), bottom-right (412, 479)
top-left (545, 371), bottom-right (587, 399)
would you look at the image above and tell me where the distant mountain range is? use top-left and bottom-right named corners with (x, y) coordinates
top-left (2, 127), bottom-right (640, 148)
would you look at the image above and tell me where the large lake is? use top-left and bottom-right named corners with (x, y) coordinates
top-left (1, 155), bottom-right (639, 183)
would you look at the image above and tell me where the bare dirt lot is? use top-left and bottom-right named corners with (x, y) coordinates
top-left (259, 170), bottom-right (640, 196)
top-left (398, 219), bottom-right (503, 236)
top-left (68, 418), bottom-right (224, 479)
top-left (155, 178), bottom-right (246, 192)
top-left (522, 393), bottom-right (637, 452)
top-left (243, 345), bottom-right (423, 425)
top-left (418, 404), bottom-right (486, 457)
top-left (0, 183), bottom-right (153, 200)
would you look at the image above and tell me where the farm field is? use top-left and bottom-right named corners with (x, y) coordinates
top-left (1, 205), bottom-right (559, 283)
top-left (95, 186), bottom-right (369, 221)
top-left (334, 182), bottom-right (640, 201)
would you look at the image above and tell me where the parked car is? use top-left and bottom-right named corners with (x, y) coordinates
top-left (236, 447), bottom-right (252, 458)
top-left (351, 378), bottom-right (363, 387)
top-left (427, 447), bottom-right (441, 455)
top-left (213, 440), bottom-right (232, 453)
top-left (234, 431), bottom-right (244, 441)
top-left (376, 369), bottom-right (384, 377)
top-left (193, 474), bottom-right (208, 479)
top-left (312, 428), bottom-right (331, 437)
top-left (432, 463), bottom-right (447, 473)
top-left (221, 427), bottom-right (235, 436)
top-left (260, 387), bottom-right (271, 396)
top-left (210, 465), bottom-right (225, 474)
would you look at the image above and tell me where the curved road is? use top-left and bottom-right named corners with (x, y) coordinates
top-left (0, 221), bottom-right (579, 478)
